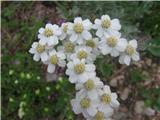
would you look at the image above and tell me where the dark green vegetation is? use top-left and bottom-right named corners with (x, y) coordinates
top-left (2, 1), bottom-right (160, 120)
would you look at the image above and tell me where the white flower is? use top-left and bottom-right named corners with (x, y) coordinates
top-left (68, 17), bottom-right (92, 44)
top-left (98, 85), bottom-right (120, 110)
top-left (59, 22), bottom-right (70, 40)
top-left (86, 106), bottom-right (113, 120)
top-left (119, 39), bottom-right (140, 65)
top-left (70, 46), bottom-right (96, 63)
top-left (38, 23), bottom-right (62, 46)
top-left (29, 42), bottom-right (48, 62)
top-left (66, 59), bottom-right (96, 83)
top-left (84, 37), bottom-right (100, 56)
top-left (44, 49), bottom-right (66, 73)
top-left (98, 34), bottom-right (127, 57)
top-left (76, 77), bottom-right (104, 100)
top-left (57, 41), bottom-right (76, 61)
top-left (71, 91), bottom-right (99, 117)
top-left (94, 15), bottom-right (121, 38)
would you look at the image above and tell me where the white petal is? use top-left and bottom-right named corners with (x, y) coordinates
top-left (74, 17), bottom-right (82, 23)
top-left (54, 28), bottom-right (62, 36)
top-left (33, 54), bottom-right (40, 61)
top-left (119, 54), bottom-right (125, 64)
top-left (96, 28), bottom-right (103, 37)
top-left (110, 49), bottom-right (119, 57)
top-left (41, 52), bottom-right (48, 62)
top-left (32, 42), bottom-right (38, 48)
top-left (39, 28), bottom-right (45, 34)
top-left (132, 52), bottom-right (140, 61)
top-left (116, 38), bottom-right (128, 52)
top-left (88, 90), bottom-right (98, 100)
top-left (104, 86), bottom-right (111, 94)
top-left (124, 55), bottom-right (131, 65)
top-left (129, 39), bottom-right (137, 48)
top-left (39, 39), bottom-right (47, 45)
top-left (82, 31), bottom-right (92, 40)
top-left (87, 106), bottom-right (97, 116)
top-left (29, 48), bottom-right (35, 54)
top-left (110, 19), bottom-right (121, 30)
top-left (85, 64), bottom-right (95, 71)
top-left (69, 75), bottom-right (78, 83)
top-left (101, 15), bottom-right (110, 20)
top-left (58, 60), bottom-right (66, 67)
top-left (46, 23), bottom-right (52, 28)
top-left (101, 46), bottom-right (112, 55)
top-left (47, 64), bottom-right (55, 73)
top-left (94, 19), bottom-right (101, 25)
top-left (83, 19), bottom-right (92, 30)
top-left (71, 99), bottom-right (81, 114)
top-left (70, 33), bottom-right (78, 42)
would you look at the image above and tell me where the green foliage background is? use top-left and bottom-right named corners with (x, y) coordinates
top-left (1, 1), bottom-right (160, 120)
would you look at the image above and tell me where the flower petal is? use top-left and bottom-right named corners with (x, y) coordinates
top-left (47, 64), bottom-right (55, 73)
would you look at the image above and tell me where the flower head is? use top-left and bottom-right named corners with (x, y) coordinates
top-left (94, 15), bottom-right (121, 38)
top-left (29, 42), bottom-right (48, 62)
top-left (119, 39), bottom-right (140, 65)
top-left (68, 17), bottom-right (92, 44)
top-left (38, 23), bottom-right (62, 46)
top-left (66, 59), bottom-right (96, 83)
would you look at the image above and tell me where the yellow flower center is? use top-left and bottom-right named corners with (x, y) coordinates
top-left (84, 79), bottom-right (95, 90)
top-left (74, 63), bottom-right (85, 74)
top-left (44, 28), bottom-right (53, 37)
top-left (50, 55), bottom-right (58, 64)
top-left (74, 23), bottom-right (84, 34)
top-left (63, 24), bottom-right (68, 33)
top-left (101, 19), bottom-right (111, 29)
top-left (77, 50), bottom-right (88, 60)
top-left (36, 44), bottom-right (45, 53)
top-left (86, 39), bottom-right (95, 48)
top-left (64, 41), bottom-right (75, 53)
top-left (80, 98), bottom-right (90, 108)
top-left (107, 36), bottom-right (117, 47)
top-left (125, 45), bottom-right (135, 56)
top-left (95, 111), bottom-right (104, 120)
top-left (101, 94), bottom-right (111, 104)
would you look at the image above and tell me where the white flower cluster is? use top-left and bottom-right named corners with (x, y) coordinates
top-left (29, 15), bottom-right (140, 119)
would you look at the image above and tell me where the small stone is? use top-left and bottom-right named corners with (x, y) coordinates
top-left (144, 107), bottom-right (155, 116)
top-left (120, 88), bottom-right (130, 100)
top-left (134, 101), bottom-right (145, 114)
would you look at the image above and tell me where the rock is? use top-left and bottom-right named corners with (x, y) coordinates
top-left (120, 87), bottom-right (130, 100)
top-left (134, 101), bottom-right (145, 114)
top-left (144, 107), bottom-right (155, 116)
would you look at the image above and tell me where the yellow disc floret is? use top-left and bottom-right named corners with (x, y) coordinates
top-left (101, 19), bottom-right (111, 29)
top-left (44, 28), bottom-right (53, 37)
top-left (74, 23), bottom-right (84, 34)
top-left (64, 41), bottom-right (75, 53)
top-left (36, 44), bottom-right (45, 53)
top-left (101, 94), bottom-right (111, 104)
top-left (86, 39), bottom-right (95, 48)
top-left (84, 79), bottom-right (95, 90)
top-left (80, 98), bottom-right (90, 108)
top-left (107, 36), bottom-right (118, 47)
top-left (74, 63), bottom-right (85, 74)
top-left (125, 45), bottom-right (135, 56)
top-left (63, 24), bottom-right (68, 33)
top-left (50, 55), bottom-right (58, 64)
top-left (77, 50), bottom-right (88, 59)
top-left (95, 111), bottom-right (104, 120)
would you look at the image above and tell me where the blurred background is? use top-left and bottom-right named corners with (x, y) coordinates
top-left (1, 1), bottom-right (160, 120)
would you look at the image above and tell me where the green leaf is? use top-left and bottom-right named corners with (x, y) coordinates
top-left (100, 64), bottom-right (113, 77)
top-left (130, 69), bottom-right (144, 83)
top-left (148, 39), bottom-right (160, 57)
